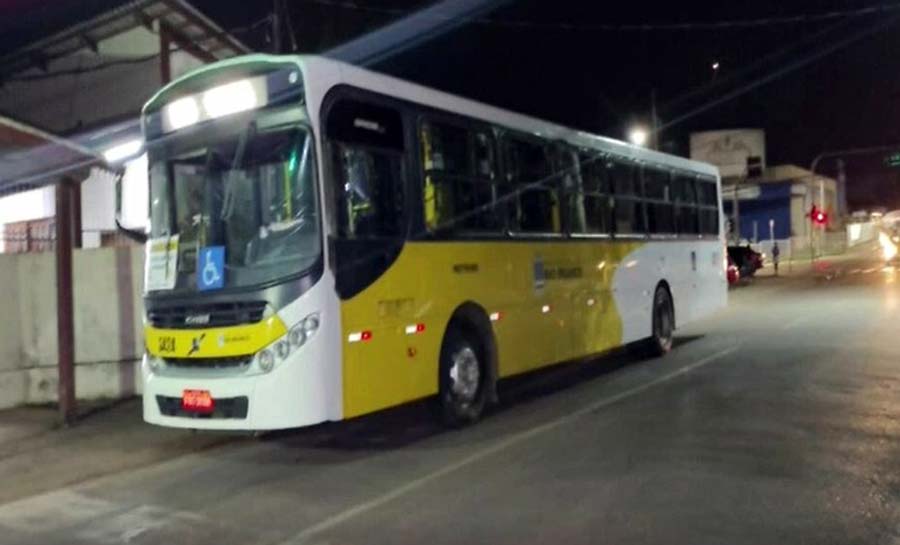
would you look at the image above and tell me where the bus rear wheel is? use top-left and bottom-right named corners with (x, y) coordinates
top-left (643, 285), bottom-right (674, 357)
top-left (437, 326), bottom-right (488, 427)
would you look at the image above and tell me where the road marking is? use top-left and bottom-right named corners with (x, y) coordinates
top-left (863, 267), bottom-right (878, 274)
top-left (278, 344), bottom-right (741, 545)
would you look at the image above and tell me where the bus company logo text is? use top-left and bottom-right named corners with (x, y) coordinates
top-left (544, 266), bottom-right (583, 280)
top-left (218, 333), bottom-right (250, 347)
top-left (184, 314), bottom-right (211, 326)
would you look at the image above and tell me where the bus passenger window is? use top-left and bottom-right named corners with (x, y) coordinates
top-left (698, 178), bottom-right (720, 235)
top-left (674, 174), bottom-right (700, 234)
top-left (644, 167), bottom-right (675, 234)
top-left (474, 132), bottom-right (497, 180)
top-left (420, 120), bottom-right (502, 234)
top-left (334, 147), bottom-right (404, 238)
top-left (574, 150), bottom-right (612, 234)
top-left (610, 159), bottom-right (645, 235)
top-left (505, 138), bottom-right (559, 233)
top-left (326, 99), bottom-right (406, 239)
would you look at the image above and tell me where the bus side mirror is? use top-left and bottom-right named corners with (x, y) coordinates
top-left (115, 173), bottom-right (148, 244)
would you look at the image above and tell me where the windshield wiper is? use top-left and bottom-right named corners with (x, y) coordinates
top-left (221, 122), bottom-right (257, 221)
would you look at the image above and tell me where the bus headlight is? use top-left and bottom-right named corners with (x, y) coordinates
top-left (258, 349), bottom-right (275, 372)
top-left (302, 314), bottom-right (320, 335)
top-left (274, 339), bottom-right (291, 360)
top-left (147, 355), bottom-right (163, 373)
top-left (258, 312), bottom-right (320, 373)
top-left (288, 327), bottom-right (306, 348)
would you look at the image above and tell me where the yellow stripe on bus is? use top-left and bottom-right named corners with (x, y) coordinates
top-left (145, 316), bottom-right (288, 359)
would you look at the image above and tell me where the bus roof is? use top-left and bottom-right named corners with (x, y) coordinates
top-left (300, 55), bottom-right (719, 178)
top-left (144, 53), bottom-right (719, 179)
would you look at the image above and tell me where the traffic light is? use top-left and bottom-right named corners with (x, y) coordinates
top-left (809, 205), bottom-right (828, 227)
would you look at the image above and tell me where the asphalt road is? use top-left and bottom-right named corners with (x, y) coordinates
top-left (2, 265), bottom-right (900, 544)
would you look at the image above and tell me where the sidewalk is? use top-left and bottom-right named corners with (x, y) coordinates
top-left (754, 242), bottom-right (884, 280)
top-left (0, 399), bottom-right (242, 505)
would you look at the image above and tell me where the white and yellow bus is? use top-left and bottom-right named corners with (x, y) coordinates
top-left (137, 54), bottom-right (726, 430)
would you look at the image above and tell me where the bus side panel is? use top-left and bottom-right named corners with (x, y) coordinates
top-left (614, 239), bottom-right (727, 345)
top-left (339, 241), bottom-right (505, 418)
top-left (340, 240), bottom-right (642, 419)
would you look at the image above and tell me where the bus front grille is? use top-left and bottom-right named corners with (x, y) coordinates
top-left (164, 356), bottom-right (252, 370)
top-left (148, 301), bottom-right (267, 329)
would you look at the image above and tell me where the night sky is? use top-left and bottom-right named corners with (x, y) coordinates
top-left (7, 0), bottom-right (900, 209)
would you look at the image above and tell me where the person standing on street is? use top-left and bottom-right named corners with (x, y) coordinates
top-left (773, 241), bottom-right (780, 276)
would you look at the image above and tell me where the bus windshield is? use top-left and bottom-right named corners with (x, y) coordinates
top-left (148, 127), bottom-right (319, 291)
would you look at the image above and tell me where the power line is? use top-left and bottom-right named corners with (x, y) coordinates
top-left (662, 14), bottom-right (858, 111)
top-left (4, 53), bottom-right (160, 82)
top-left (305, 0), bottom-right (900, 32)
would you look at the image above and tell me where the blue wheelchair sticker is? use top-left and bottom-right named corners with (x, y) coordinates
top-left (197, 246), bottom-right (225, 291)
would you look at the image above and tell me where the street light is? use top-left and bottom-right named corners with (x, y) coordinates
top-left (628, 127), bottom-right (648, 147)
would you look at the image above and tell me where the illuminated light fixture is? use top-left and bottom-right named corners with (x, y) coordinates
top-left (541, 304), bottom-right (551, 314)
top-left (628, 127), bottom-right (648, 147)
top-left (166, 96), bottom-right (201, 131)
top-left (159, 75), bottom-right (271, 134)
top-left (712, 61), bottom-right (720, 71)
top-left (489, 312), bottom-right (503, 322)
top-left (102, 139), bottom-right (143, 163)
top-left (202, 79), bottom-right (258, 119)
top-left (348, 330), bottom-right (373, 343)
top-left (879, 231), bottom-right (897, 261)
top-left (404, 323), bottom-right (426, 335)
top-left (353, 118), bottom-right (385, 133)
top-left (596, 261), bottom-right (606, 271)
top-left (587, 298), bottom-right (596, 307)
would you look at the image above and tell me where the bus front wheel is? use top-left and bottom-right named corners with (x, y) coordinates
top-left (437, 326), bottom-right (488, 427)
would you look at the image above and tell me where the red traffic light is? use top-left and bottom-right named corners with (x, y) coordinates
top-left (809, 206), bottom-right (827, 226)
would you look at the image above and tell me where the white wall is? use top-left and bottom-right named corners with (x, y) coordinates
top-left (0, 245), bottom-right (145, 408)
top-left (0, 153), bottom-right (149, 251)
top-left (120, 154), bottom-right (149, 231)
top-left (690, 129), bottom-right (766, 178)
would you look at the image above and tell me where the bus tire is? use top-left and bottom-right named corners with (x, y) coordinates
top-left (436, 325), bottom-right (488, 427)
top-left (642, 284), bottom-right (674, 358)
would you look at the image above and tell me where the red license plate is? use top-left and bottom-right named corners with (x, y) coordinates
top-left (181, 389), bottom-right (214, 413)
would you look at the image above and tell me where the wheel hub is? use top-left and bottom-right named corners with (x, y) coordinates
top-left (449, 346), bottom-right (480, 401)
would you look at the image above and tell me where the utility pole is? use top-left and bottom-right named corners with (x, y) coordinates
top-left (732, 177), bottom-right (741, 243)
top-left (55, 178), bottom-right (79, 425)
top-left (272, 0), bottom-right (282, 53)
top-left (836, 159), bottom-right (847, 217)
top-left (650, 89), bottom-right (660, 151)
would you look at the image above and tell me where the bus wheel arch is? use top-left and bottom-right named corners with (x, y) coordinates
top-left (435, 302), bottom-right (498, 427)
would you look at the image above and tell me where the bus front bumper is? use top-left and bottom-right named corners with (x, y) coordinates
top-left (141, 337), bottom-right (341, 431)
